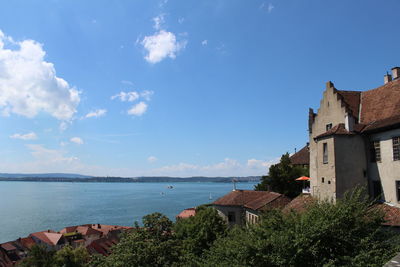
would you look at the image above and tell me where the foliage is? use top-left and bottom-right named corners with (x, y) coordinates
top-left (19, 244), bottom-right (89, 267)
top-left (96, 213), bottom-right (182, 267)
top-left (19, 245), bottom-right (55, 267)
top-left (255, 153), bottom-right (309, 198)
top-left (53, 245), bottom-right (90, 267)
top-left (174, 206), bottom-right (227, 258)
top-left (203, 187), bottom-right (400, 267)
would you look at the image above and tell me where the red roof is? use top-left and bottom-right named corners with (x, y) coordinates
top-left (176, 208), bottom-right (196, 219)
top-left (76, 226), bottom-right (102, 236)
top-left (0, 243), bottom-right (16, 252)
top-left (19, 237), bottom-right (35, 250)
top-left (374, 203), bottom-right (400, 227)
top-left (336, 90), bottom-right (361, 120)
top-left (213, 190), bottom-right (290, 211)
top-left (30, 231), bottom-right (63, 246)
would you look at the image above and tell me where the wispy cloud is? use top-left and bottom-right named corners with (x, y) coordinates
top-left (111, 91), bottom-right (140, 102)
top-left (201, 40), bottom-right (208, 46)
top-left (10, 132), bottom-right (37, 140)
top-left (178, 18), bottom-right (185, 24)
top-left (84, 109), bottom-right (107, 119)
top-left (260, 2), bottom-right (274, 13)
top-left (70, 137), bottom-right (84, 145)
top-left (147, 156), bottom-right (158, 163)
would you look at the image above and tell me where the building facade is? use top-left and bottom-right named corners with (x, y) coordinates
top-left (309, 67), bottom-right (400, 206)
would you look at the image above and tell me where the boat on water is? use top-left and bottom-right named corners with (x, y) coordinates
top-left (209, 193), bottom-right (212, 200)
top-left (166, 185), bottom-right (173, 189)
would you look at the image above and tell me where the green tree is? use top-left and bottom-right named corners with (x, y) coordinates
top-left (19, 245), bottom-right (55, 267)
top-left (97, 213), bottom-right (182, 267)
top-left (204, 187), bottom-right (400, 267)
top-left (255, 153), bottom-right (308, 198)
top-left (174, 206), bottom-right (227, 259)
top-left (53, 245), bottom-right (90, 267)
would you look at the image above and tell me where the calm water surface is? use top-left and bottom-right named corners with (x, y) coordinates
top-left (0, 181), bottom-right (256, 243)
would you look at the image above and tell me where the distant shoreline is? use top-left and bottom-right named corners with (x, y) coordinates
top-left (0, 176), bottom-right (260, 183)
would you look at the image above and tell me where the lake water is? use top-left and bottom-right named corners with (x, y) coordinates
top-left (0, 181), bottom-right (256, 243)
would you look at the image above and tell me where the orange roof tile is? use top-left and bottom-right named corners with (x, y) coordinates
top-left (176, 208), bottom-right (196, 219)
top-left (30, 231), bottom-right (63, 246)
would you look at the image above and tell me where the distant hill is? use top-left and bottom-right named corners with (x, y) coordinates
top-left (0, 173), bottom-right (92, 179)
top-left (0, 174), bottom-right (261, 183)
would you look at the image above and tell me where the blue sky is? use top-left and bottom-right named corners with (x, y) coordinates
top-left (0, 0), bottom-right (399, 177)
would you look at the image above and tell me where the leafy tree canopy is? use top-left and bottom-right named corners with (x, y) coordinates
top-left (255, 153), bottom-right (309, 198)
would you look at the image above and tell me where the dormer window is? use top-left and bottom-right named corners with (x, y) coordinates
top-left (326, 123), bottom-right (332, 131)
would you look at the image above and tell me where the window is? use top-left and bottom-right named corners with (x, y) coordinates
top-left (326, 123), bottom-right (332, 131)
top-left (323, 143), bottom-right (328, 164)
top-left (396, 181), bottom-right (400, 202)
top-left (370, 141), bottom-right (381, 162)
top-left (228, 211), bottom-right (236, 223)
top-left (393, 137), bottom-right (400, 161)
top-left (322, 177), bottom-right (325, 183)
top-left (328, 180), bottom-right (331, 184)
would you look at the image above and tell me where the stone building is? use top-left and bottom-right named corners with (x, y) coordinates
top-left (309, 67), bottom-right (400, 206)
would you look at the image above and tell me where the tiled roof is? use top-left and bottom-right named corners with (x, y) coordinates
top-left (360, 79), bottom-right (400, 124)
top-left (30, 231), bottom-right (63, 246)
top-left (176, 208), bottom-right (196, 219)
top-left (0, 243), bottom-right (15, 252)
top-left (361, 114), bottom-right (400, 133)
top-left (290, 145), bottom-right (310, 165)
top-left (282, 194), bottom-right (315, 213)
top-left (336, 90), bottom-right (361, 119)
top-left (314, 123), bottom-right (355, 139)
top-left (85, 224), bottom-right (131, 236)
top-left (60, 226), bottom-right (78, 234)
top-left (374, 203), bottom-right (400, 227)
top-left (19, 237), bottom-right (35, 250)
top-left (213, 190), bottom-right (290, 211)
top-left (87, 237), bottom-right (118, 256)
top-left (76, 226), bottom-right (102, 236)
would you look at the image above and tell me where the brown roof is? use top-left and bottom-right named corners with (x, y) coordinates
top-left (213, 190), bottom-right (290, 211)
top-left (60, 226), bottom-right (78, 234)
top-left (336, 90), bottom-right (361, 119)
top-left (176, 208), bottom-right (196, 219)
top-left (315, 123), bottom-right (355, 139)
top-left (30, 231), bottom-right (63, 246)
top-left (290, 145), bottom-right (310, 165)
top-left (360, 79), bottom-right (400, 124)
top-left (19, 237), bottom-right (35, 250)
top-left (76, 226), bottom-right (102, 236)
top-left (85, 224), bottom-right (131, 236)
top-left (282, 194), bottom-right (315, 213)
top-left (374, 203), bottom-right (400, 227)
top-left (0, 243), bottom-right (15, 252)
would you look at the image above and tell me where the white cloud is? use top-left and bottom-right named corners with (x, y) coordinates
top-left (70, 137), bottom-right (84, 145)
top-left (59, 121), bottom-right (69, 132)
top-left (260, 2), bottom-right (274, 13)
top-left (140, 90), bottom-right (154, 101)
top-left (147, 156), bottom-right (158, 163)
top-left (142, 30), bottom-right (187, 64)
top-left (10, 132), bottom-right (37, 140)
top-left (27, 144), bottom-right (78, 164)
top-left (111, 91), bottom-right (139, 102)
top-left (150, 158), bottom-right (277, 177)
top-left (201, 40), bottom-right (208, 46)
top-left (0, 30), bottom-right (80, 120)
top-left (128, 101), bottom-right (147, 116)
top-left (85, 109), bottom-right (107, 119)
top-left (178, 18), bottom-right (185, 24)
top-left (153, 14), bottom-right (165, 30)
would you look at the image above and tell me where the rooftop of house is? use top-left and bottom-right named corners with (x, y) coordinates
top-left (30, 230), bottom-right (63, 246)
top-left (315, 76), bottom-right (400, 136)
top-left (18, 237), bottom-right (35, 250)
top-left (86, 237), bottom-right (118, 256)
top-left (289, 145), bottom-right (310, 165)
top-left (374, 203), bottom-right (400, 227)
top-left (282, 194), bottom-right (316, 213)
top-left (0, 243), bottom-right (16, 252)
top-left (176, 208), bottom-right (196, 219)
top-left (213, 190), bottom-right (290, 211)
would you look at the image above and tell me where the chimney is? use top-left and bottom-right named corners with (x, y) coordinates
top-left (392, 67), bottom-right (400, 80)
top-left (384, 72), bottom-right (392, 84)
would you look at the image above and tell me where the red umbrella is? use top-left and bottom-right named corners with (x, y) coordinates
top-left (295, 176), bottom-right (310, 181)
